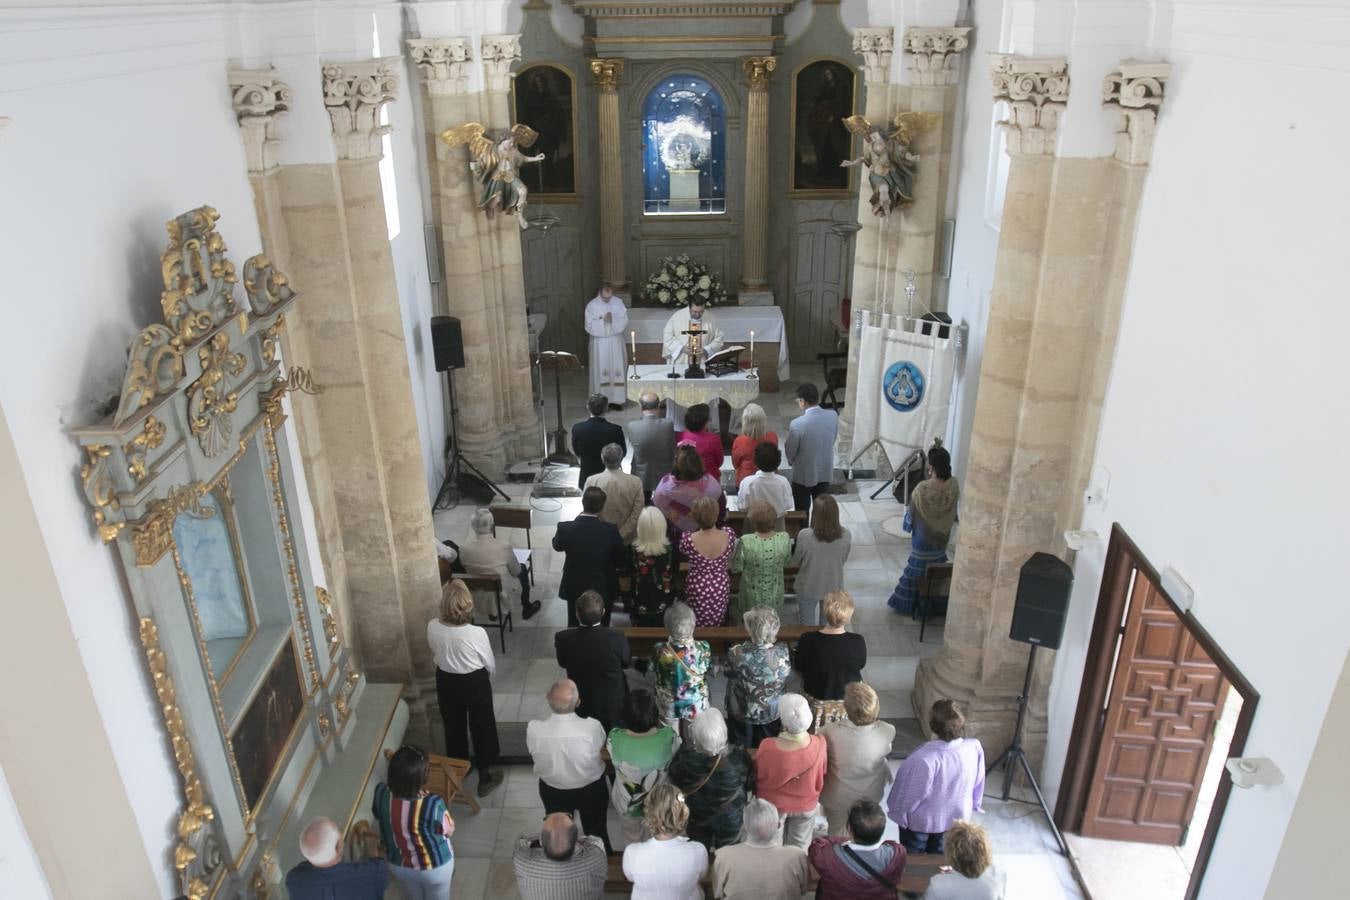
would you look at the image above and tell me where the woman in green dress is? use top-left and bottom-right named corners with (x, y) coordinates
top-left (607, 689), bottom-right (680, 844)
top-left (730, 500), bottom-right (792, 622)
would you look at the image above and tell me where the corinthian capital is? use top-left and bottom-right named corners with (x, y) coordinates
top-left (322, 59), bottom-right (399, 160)
top-left (1103, 59), bottom-right (1170, 166)
top-left (590, 58), bottom-right (624, 93)
top-left (903, 27), bottom-right (972, 87)
top-left (228, 68), bottom-right (292, 173)
top-left (743, 57), bottom-right (777, 91)
top-left (990, 54), bottom-right (1069, 156)
top-left (480, 34), bottom-right (521, 92)
top-left (408, 38), bottom-right (474, 96)
top-left (852, 27), bottom-right (894, 85)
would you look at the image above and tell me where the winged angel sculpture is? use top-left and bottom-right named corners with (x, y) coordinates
top-left (441, 123), bottom-right (546, 229)
top-left (841, 112), bottom-right (938, 218)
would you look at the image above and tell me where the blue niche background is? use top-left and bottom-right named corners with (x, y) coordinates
top-left (642, 75), bottom-right (726, 214)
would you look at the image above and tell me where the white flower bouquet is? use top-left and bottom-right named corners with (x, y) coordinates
top-left (642, 254), bottom-right (727, 307)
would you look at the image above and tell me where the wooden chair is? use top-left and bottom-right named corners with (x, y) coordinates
top-left (725, 509), bottom-right (748, 535)
top-left (915, 561), bottom-right (953, 643)
top-left (382, 749), bottom-right (480, 814)
top-left (785, 510), bottom-right (808, 540)
top-left (489, 504), bottom-right (534, 585)
top-left (817, 351), bottom-right (847, 410)
top-left (460, 573), bottom-right (512, 653)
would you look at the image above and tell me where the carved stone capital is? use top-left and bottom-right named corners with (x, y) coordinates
top-left (1103, 59), bottom-right (1170, 165)
top-left (903, 27), bottom-right (972, 87)
top-left (590, 58), bottom-right (625, 93)
top-left (852, 27), bottom-right (894, 85)
top-left (322, 59), bottom-right (399, 161)
top-left (480, 34), bottom-right (522, 92)
top-left (990, 54), bottom-right (1069, 156)
top-left (743, 56), bottom-right (777, 91)
top-left (408, 38), bottom-right (473, 96)
top-left (228, 68), bottom-right (292, 173)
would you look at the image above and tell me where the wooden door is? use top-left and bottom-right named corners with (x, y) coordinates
top-left (1080, 574), bottom-right (1230, 844)
top-left (786, 203), bottom-right (850, 363)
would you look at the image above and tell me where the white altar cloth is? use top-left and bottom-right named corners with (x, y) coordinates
top-left (626, 306), bottom-right (790, 380)
top-left (624, 365), bottom-right (762, 410)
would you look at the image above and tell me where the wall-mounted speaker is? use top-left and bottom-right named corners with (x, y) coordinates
top-left (430, 316), bottom-right (465, 372)
top-left (1009, 551), bottom-right (1073, 649)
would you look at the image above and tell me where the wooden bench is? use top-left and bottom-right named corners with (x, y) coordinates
top-left (603, 851), bottom-right (948, 894)
top-left (623, 625), bottom-right (822, 658)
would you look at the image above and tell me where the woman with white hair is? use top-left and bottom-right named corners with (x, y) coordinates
top-left (622, 784), bottom-right (708, 900)
top-left (631, 506), bottom-right (677, 627)
top-left (667, 708), bottom-right (754, 849)
top-left (819, 682), bottom-right (895, 836)
top-left (652, 602), bottom-right (712, 730)
top-left (752, 693), bottom-right (827, 849)
top-left (724, 606), bottom-right (791, 748)
top-left (731, 402), bottom-right (778, 486)
top-left (457, 507), bottom-right (540, 619)
top-left (711, 798), bottom-right (810, 900)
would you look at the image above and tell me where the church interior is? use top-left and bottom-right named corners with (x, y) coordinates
top-left (1, 1), bottom-right (1346, 899)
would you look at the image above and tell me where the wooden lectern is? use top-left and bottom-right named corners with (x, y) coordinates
top-left (537, 350), bottom-right (580, 465)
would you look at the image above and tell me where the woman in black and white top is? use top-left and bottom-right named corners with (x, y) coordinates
top-left (427, 579), bottom-right (504, 797)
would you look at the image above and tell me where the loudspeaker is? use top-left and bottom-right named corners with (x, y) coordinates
top-left (430, 316), bottom-right (465, 372)
top-left (1009, 551), bottom-right (1073, 649)
top-left (456, 471), bottom-right (496, 504)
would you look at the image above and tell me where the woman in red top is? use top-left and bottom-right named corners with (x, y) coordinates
top-left (730, 402), bottom-right (779, 486)
top-left (752, 693), bottom-right (827, 849)
top-left (677, 403), bottom-right (725, 481)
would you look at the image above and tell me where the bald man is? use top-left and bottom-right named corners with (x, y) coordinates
top-left (285, 816), bottom-right (388, 900)
top-left (526, 680), bottom-right (613, 853)
top-left (513, 812), bottom-right (608, 900)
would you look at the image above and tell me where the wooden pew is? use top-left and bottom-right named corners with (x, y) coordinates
top-left (603, 851), bottom-right (948, 894)
top-left (624, 625), bottom-right (821, 658)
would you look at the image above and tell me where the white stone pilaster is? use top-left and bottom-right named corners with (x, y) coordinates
top-left (480, 34), bottom-right (522, 93)
top-left (990, 54), bottom-right (1069, 156)
top-left (322, 59), bottom-right (400, 161)
top-left (228, 68), bottom-right (291, 174)
top-left (903, 27), bottom-right (973, 86)
top-left (1102, 60), bottom-right (1170, 166)
top-left (852, 27), bottom-right (894, 87)
top-left (408, 38), bottom-right (474, 96)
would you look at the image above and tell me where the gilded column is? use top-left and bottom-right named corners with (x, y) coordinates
top-left (591, 58), bottom-right (628, 291)
top-left (738, 56), bottom-right (776, 304)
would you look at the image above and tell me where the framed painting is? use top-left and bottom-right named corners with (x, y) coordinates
top-left (230, 638), bottom-right (305, 812)
top-left (790, 58), bottom-right (857, 194)
top-left (512, 63), bottom-right (579, 198)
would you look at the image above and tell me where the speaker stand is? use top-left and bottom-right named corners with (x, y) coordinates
top-left (985, 644), bottom-right (1070, 856)
top-left (434, 367), bottom-right (509, 510)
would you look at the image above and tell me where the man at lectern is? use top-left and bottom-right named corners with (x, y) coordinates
top-left (661, 298), bottom-right (724, 369)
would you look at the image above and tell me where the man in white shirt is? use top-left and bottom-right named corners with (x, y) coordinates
top-left (526, 680), bottom-right (612, 853)
top-left (738, 442), bottom-right (794, 528)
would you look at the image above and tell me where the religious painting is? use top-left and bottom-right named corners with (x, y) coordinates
top-left (641, 74), bottom-right (727, 214)
top-left (791, 59), bottom-right (857, 193)
top-left (230, 639), bottom-right (304, 812)
top-left (512, 64), bottom-right (577, 196)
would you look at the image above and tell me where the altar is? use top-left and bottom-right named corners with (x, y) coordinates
top-left (625, 364), bottom-right (761, 409)
top-left (625, 306), bottom-right (789, 390)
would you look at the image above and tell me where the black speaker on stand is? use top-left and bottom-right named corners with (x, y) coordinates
top-left (431, 316), bottom-right (509, 510)
top-left (985, 551), bottom-right (1073, 856)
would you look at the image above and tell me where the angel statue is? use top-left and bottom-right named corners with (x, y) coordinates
top-left (841, 112), bottom-right (937, 218)
top-left (441, 123), bottom-right (546, 229)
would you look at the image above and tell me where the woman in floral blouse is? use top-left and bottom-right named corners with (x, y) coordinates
top-left (724, 605), bottom-right (792, 748)
top-left (652, 602), bottom-right (712, 732)
top-left (631, 507), bottom-right (677, 627)
top-left (729, 500), bottom-right (792, 623)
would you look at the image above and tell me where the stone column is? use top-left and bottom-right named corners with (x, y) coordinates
top-left (738, 56), bottom-right (776, 305)
top-left (591, 58), bottom-right (628, 291)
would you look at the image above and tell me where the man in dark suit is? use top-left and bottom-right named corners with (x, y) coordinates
top-left (626, 391), bottom-right (676, 502)
top-left (554, 591), bottom-right (632, 732)
top-left (571, 393), bottom-right (626, 488)
top-left (551, 487), bottom-right (626, 626)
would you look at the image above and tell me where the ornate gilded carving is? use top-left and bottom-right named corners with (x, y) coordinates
top-left (242, 254), bottom-right (296, 316)
top-left (990, 54), bottom-right (1069, 156)
top-left (315, 586), bottom-right (342, 659)
top-left (264, 428), bottom-right (323, 692)
top-left (132, 483), bottom-right (212, 567)
top-left (318, 712), bottom-right (333, 738)
top-left (228, 68), bottom-right (292, 174)
top-left (115, 324), bottom-right (186, 425)
top-left (903, 27), bottom-right (972, 87)
top-left (589, 58), bottom-right (624, 93)
top-left (480, 34), bottom-right (522, 92)
top-left (408, 38), bottom-right (474, 96)
top-left (139, 616), bottom-right (221, 900)
top-left (126, 416), bottom-right (167, 482)
top-left (1103, 60), bottom-right (1170, 166)
top-left (322, 59), bottom-right (399, 160)
top-left (260, 315), bottom-right (285, 367)
top-left (80, 445), bottom-right (124, 542)
top-left (335, 665), bottom-right (360, 724)
top-left (187, 332), bottom-right (246, 458)
top-left (852, 27), bottom-right (894, 85)
top-left (160, 207), bottom-right (239, 344)
top-left (742, 56), bottom-right (776, 91)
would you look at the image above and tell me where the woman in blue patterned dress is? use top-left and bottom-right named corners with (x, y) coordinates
top-left (724, 605), bottom-right (792, 748)
top-left (887, 441), bottom-right (959, 616)
top-left (652, 602), bottom-right (712, 734)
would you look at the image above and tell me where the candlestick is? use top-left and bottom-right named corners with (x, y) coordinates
top-left (748, 330), bottom-right (757, 380)
top-left (630, 330), bottom-right (640, 379)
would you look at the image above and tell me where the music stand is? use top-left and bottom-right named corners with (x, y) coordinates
top-left (538, 350), bottom-right (580, 466)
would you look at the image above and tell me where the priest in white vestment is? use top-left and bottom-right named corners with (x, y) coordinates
top-left (585, 284), bottom-right (630, 407)
top-left (660, 299), bottom-right (725, 426)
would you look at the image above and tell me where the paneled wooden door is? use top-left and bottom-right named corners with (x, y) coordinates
top-left (1080, 573), bottom-right (1230, 844)
top-left (786, 203), bottom-right (851, 363)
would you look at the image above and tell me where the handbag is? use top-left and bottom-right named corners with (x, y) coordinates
top-left (840, 844), bottom-right (900, 895)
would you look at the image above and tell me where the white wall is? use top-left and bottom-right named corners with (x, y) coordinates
top-left (0, 763), bottom-right (51, 900)
top-left (1037, 3), bottom-right (1350, 898)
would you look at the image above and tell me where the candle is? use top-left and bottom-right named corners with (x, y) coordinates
top-left (749, 330), bottom-right (755, 371)
top-left (631, 330), bottom-right (637, 363)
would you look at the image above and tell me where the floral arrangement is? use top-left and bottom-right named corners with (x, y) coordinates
top-left (641, 254), bottom-right (727, 307)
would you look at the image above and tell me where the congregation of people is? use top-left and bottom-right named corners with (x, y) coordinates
top-left (286, 382), bottom-right (1001, 899)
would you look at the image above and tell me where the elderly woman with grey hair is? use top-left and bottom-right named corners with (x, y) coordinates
top-left (711, 798), bottom-right (810, 900)
top-left (724, 606), bottom-right (792, 748)
top-left (458, 507), bottom-right (539, 619)
top-left (752, 693), bottom-right (828, 849)
top-left (666, 708), bottom-right (754, 849)
top-left (652, 602), bottom-right (712, 731)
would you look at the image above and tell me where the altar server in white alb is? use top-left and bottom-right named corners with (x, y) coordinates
top-left (662, 298), bottom-right (724, 368)
top-left (585, 284), bottom-right (630, 408)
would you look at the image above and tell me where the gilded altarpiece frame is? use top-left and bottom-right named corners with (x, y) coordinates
top-left (72, 207), bottom-right (364, 899)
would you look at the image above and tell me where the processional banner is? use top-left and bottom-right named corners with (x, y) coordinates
top-left (851, 310), bottom-right (957, 469)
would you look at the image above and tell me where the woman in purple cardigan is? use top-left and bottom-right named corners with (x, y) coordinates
top-left (885, 699), bottom-right (985, 855)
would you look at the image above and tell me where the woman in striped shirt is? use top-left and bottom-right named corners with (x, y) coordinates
top-left (373, 745), bottom-right (455, 899)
